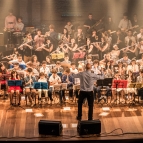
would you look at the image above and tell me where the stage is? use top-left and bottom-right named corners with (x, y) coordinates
top-left (0, 97), bottom-right (143, 142)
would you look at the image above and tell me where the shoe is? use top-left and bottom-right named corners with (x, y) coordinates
top-left (39, 100), bottom-right (42, 104)
top-left (63, 96), bottom-right (66, 102)
top-left (31, 103), bottom-right (34, 107)
top-left (69, 97), bottom-right (73, 101)
top-left (30, 101), bottom-right (34, 107)
top-left (76, 116), bottom-right (81, 121)
top-left (104, 98), bottom-right (107, 103)
top-left (98, 98), bottom-right (102, 103)
top-left (10, 103), bottom-right (13, 106)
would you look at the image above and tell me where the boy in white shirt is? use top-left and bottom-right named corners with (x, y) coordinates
top-left (39, 61), bottom-right (50, 77)
top-left (70, 62), bottom-right (78, 74)
top-left (49, 69), bottom-right (62, 104)
top-left (9, 54), bottom-right (26, 69)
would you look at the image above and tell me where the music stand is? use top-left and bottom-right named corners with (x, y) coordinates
top-left (7, 80), bottom-right (25, 110)
top-left (128, 83), bottom-right (138, 106)
top-left (104, 78), bottom-right (113, 87)
top-left (33, 82), bottom-right (48, 107)
top-left (1, 74), bottom-right (10, 100)
top-left (104, 78), bottom-right (113, 104)
top-left (112, 80), bottom-right (127, 105)
top-left (96, 79), bottom-right (107, 104)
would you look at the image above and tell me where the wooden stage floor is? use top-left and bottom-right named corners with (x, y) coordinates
top-left (0, 97), bottom-right (143, 142)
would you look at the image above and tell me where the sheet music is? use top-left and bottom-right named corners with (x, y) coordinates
top-left (61, 83), bottom-right (67, 90)
top-left (74, 78), bottom-right (80, 85)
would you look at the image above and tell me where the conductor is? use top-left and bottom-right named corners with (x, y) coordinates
top-left (73, 63), bottom-right (104, 120)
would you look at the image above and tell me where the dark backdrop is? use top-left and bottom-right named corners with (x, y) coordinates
top-left (0, 0), bottom-right (143, 33)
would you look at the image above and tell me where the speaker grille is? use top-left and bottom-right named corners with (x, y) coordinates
top-left (77, 119), bottom-right (101, 135)
top-left (38, 120), bottom-right (63, 136)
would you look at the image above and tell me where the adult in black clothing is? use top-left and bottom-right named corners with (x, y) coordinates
top-left (90, 30), bottom-right (100, 43)
top-left (131, 14), bottom-right (140, 27)
top-left (112, 29), bottom-right (125, 49)
top-left (44, 24), bottom-right (58, 52)
top-left (73, 63), bottom-right (104, 120)
top-left (42, 37), bottom-right (53, 60)
top-left (131, 14), bottom-right (140, 34)
top-left (84, 13), bottom-right (96, 36)
top-left (18, 32), bottom-right (34, 63)
top-left (104, 16), bottom-right (115, 31)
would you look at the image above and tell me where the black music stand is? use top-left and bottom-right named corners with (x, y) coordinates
top-left (104, 78), bottom-right (113, 104)
top-left (96, 79), bottom-right (107, 105)
top-left (96, 78), bottom-right (113, 105)
top-left (34, 82), bottom-right (48, 107)
top-left (7, 80), bottom-right (25, 110)
top-left (104, 78), bottom-right (113, 87)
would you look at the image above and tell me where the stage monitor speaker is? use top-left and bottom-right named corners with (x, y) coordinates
top-left (38, 120), bottom-right (63, 136)
top-left (0, 33), bottom-right (4, 46)
top-left (77, 119), bottom-right (101, 135)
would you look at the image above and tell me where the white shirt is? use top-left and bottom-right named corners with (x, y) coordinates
top-left (38, 78), bottom-right (47, 82)
top-left (127, 64), bottom-right (139, 73)
top-left (91, 66), bottom-right (101, 74)
top-left (137, 33), bottom-right (143, 41)
top-left (70, 68), bottom-right (78, 74)
top-left (10, 59), bottom-right (26, 65)
top-left (49, 74), bottom-right (61, 84)
top-left (40, 67), bottom-right (50, 76)
top-left (14, 22), bottom-right (24, 31)
top-left (118, 19), bottom-right (132, 30)
top-left (65, 24), bottom-right (73, 34)
top-left (125, 36), bottom-right (136, 46)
